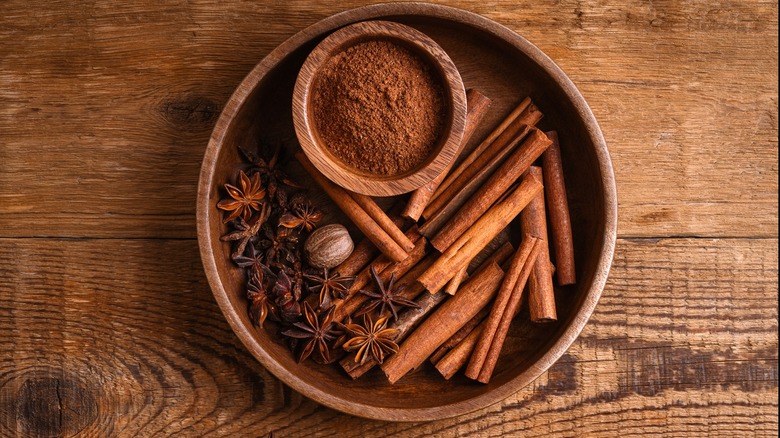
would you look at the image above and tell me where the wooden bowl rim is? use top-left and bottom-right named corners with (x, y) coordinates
top-left (197, 1), bottom-right (617, 422)
top-left (292, 19), bottom-right (467, 196)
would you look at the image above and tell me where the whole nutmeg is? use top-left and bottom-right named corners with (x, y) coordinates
top-left (304, 224), bottom-right (354, 269)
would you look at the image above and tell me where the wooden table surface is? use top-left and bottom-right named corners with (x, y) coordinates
top-left (1, 1), bottom-right (777, 436)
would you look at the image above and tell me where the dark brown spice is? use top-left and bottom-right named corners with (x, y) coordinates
top-left (312, 39), bottom-right (445, 176)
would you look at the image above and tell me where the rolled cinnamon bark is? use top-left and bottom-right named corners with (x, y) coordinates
top-left (418, 173), bottom-right (543, 294)
top-left (429, 306), bottom-right (488, 364)
top-left (476, 239), bottom-right (542, 383)
top-left (347, 227), bottom-right (423, 295)
top-left (296, 152), bottom-right (408, 262)
top-left (341, 242), bottom-right (514, 379)
top-left (334, 208), bottom-right (408, 276)
top-left (350, 192), bottom-right (416, 253)
top-left (402, 89), bottom-right (492, 221)
top-left (430, 128), bottom-right (552, 253)
top-left (418, 125), bottom-right (531, 238)
top-left (542, 131), bottom-right (576, 285)
top-left (521, 166), bottom-right (557, 323)
top-left (466, 236), bottom-right (542, 381)
top-left (382, 261), bottom-right (505, 384)
top-left (434, 320), bottom-right (485, 379)
top-left (444, 266), bottom-right (469, 295)
top-left (427, 97), bottom-right (542, 212)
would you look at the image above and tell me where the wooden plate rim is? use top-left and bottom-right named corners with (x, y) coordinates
top-left (197, 1), bottom-right (618, 422)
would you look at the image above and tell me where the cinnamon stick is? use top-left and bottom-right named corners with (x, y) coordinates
top-left (430, 128), bottom-right (552, 253)
top-left (430, 98), bottom-right (533, 203)
top-left (402, 89), bottom-right (492, 221)
top-left (424, 99), bottom-right (543, 219)
top-left (335, 237), bottom-right (379, 277)
top-left (334, 207), bottom-right (407, 276)
top-left (295, 152), bottom-right (408, 262)
top-left (334, 242), bottom-right (431, 322)
top-left (542, 131), bottom-right (576, 285)
top-left (381, 261), bottom-right (505, 384)
top-left (429, 306), bottom-right (489, 364)
top-left (434, 320), bottom-right (485, 379)
top-left (418, 125), bottom-right (531, 238)
top-left (475, 239), bottom-right (542, 383)
top-left (521, 166), bottom-right (557, 322)
top-left (465, 236), bottom-right (541, 380)
top-left (444, 266), bottom-right (468, 295)
top-left (350, 192), bottom-right (416, 253)
top-left (340, 241), bottom-right (514, 379)
top-left (418, 174), bottom-right (543, 294)
top-left (341, 288), bottom-right (446, 378)
top-left (347, 227), bottom-right (423, 295)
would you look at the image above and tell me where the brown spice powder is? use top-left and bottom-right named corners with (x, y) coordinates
top-left (312, 39), bottom-right (445, 176)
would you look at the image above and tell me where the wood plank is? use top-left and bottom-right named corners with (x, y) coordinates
top-left (0, 237), bottom-right (775, 435)
top-left (0, 1), bottom-right (777, 238)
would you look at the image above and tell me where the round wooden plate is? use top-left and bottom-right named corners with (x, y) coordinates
top-left (197, 2), bottom-right (617, 422)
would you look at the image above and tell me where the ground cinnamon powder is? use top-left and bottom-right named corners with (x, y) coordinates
top-left (312, 39), bottom-right (445, 176)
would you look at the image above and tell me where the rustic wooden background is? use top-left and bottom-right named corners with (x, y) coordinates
top-left (1, 0), bottom-right (777, 436)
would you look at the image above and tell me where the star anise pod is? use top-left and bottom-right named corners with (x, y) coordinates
top-left (279, 201), bottom-right (323, 233)
top-left (238, 143), bottom-right (301, 203)
top-left (232, 242), bottom-right (267, 274)
top-left (281, 302), bottom-right (336, 363)
top-left (342, 314), bottom-right (400, 365)
top-left (217, 170), bottom-right (267, 223)
top-left (257, 223), bottom-right (299, 266)
top-left (281, 260), bottom-right (305, 301)
top-left (246, 270), bottom-right (276, 328)
top-left (220, 204), bottom-right (270, 259)
top-left (355, 265), bottom-right (420, 321)
top-left (271, 269), bottom-right (301, 322)
top-left (304, 268), bottom-right (355, 310)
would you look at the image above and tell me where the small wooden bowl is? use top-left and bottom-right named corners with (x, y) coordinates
top-left (198, 3), bottom-right (617, 422)
top-left (292, 20), bottom-right (467, 197)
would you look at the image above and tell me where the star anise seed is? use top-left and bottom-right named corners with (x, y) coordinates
top-left (342, 314), bottom-right (400, 365)
top-left (217, 170), bottom-right (267, 223)
top-left (355, 265), bottom-right (420, 321)
top-left (281, 302), bottom-right (335, 363)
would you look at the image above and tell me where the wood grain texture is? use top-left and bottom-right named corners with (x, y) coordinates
top-left (0, 0), bottom-right (776, 238)
top-left (0, 238), bottom-right (775, 436)
top-left (1, 0), bottom-right (777, 435)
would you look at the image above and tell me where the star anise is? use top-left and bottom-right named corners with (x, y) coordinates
top-left (281, 302), bottom-right (335, 363)
top-left (304, 268), bottom-right (355, 310)
top-left (238, 143), bottom-right (301, 204)
top-left (220, 204), bottom-right (269, 259)
top-left (279, 201), bottom-right (323, 232)
top-left (342, 314), bottom-right (400, 365)
top-left (271, 269), bottom-right (301, 322)
top-left (257, 223), bottom-right (299, 266)
top-left (355, 265), bottom-right (420, 321)
top-left (217, 170), bottom-right (267, 223)
top-left (246, 270), bottom-right (276, 328)
top-left (281, 260), bottom-right (305, 301)
top-left (232, 243), bottom-right (266, 274)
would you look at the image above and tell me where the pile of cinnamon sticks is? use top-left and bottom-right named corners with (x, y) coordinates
top-left (297, 89), bottom-right (576, 384)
